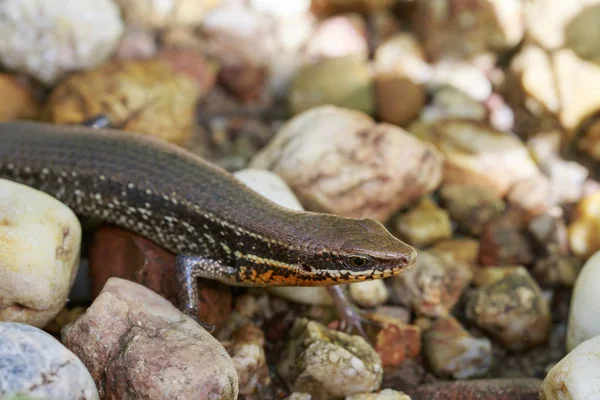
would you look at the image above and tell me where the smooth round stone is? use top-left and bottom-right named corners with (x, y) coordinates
top-left (0, 322), bottom-right (99, 400)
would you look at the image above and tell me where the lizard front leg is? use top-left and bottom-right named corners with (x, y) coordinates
top-left (175, 254), bottom-right (238, 332)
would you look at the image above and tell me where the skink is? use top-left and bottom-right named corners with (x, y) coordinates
top-left (0, 121), bottom-right (417, 332)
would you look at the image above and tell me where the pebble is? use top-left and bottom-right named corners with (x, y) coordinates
top-left (390, 250), bottom-right (473, 318)
top-left (346, 388), bottom-right (412, 400)
top-left (43, 50), bottom-right (214, 146)
top-left (419, 86), bottom-right (487, 123)
top-left (478, 210), bottom-right (535, 266)
top-left (0, 74), bottom-right (39, 121)
top-left (465, 267), bottom-right (551, 351)
top-left (405, 378), bottom-right (542, 400)
top-left (115, 0), bottom-right (222, 28)
top-left (431, 238), bottom-right (481, 274)
top-left (62, 278), bottom-right (239, 399)
top-left (411, 119), bottom-right (540, 197)
top-left (250, 105), bottom-right (443, 222)
top-left (367, 314), bottom-right (421, 369)
top-left (566, 250), bottom-right (600, 351)
top-left (0, 322), bottom-right (99, 400)
top-left (541, 333), bottom-right (600, 400)
top-left (423, 316), bottom-right (492, 379)
top-left (226, 322), bottom-right (270, 395)
top-left (277, 318), bottom-right (383, 400)
top-left (0, 179), bottom-right (82, 328)
top-left (289, 55), bottom-right (374, 115)
top-left (439, 183), bottom-right (505, 237)
top-left (568, 192), bottom-right (600, 259)
top-left (0, 0), bottom-right (124, 84)
top-left (410, 0), bottom-right (523, 62)
top-left (393, 197), bottom-right (452, 248)
top-left (349, 281), bottom-right (389, 309)
top-left (303, 14), bottom-right (368, 61)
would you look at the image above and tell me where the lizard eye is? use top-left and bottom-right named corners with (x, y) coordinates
top-left (349, 256), bottom-right (368, 269)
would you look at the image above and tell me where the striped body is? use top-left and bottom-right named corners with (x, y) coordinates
top-left (0, 122), bottom-right (416, 286)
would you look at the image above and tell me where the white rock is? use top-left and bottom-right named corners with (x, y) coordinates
top-left (540, 333), bottom-right (600, 400)
top-left (0, 322), bottom-right (99, 400)
top-left (115, 0), bottom-right (222, 28)
top-left (566, 250), bottom-right (600, 351)
top-left (234, 168), bottom-right (333, 306)
top-left (0, 0), bottom-right (124, 84)
top-left (349, 280), bottom-right (389, 309)
top-left (0, 179), bottom-right (82, 327)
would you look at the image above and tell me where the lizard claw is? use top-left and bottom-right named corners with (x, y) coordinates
top-left (183, 307), bottom-right (216, 334)
top-left (326, 285), bottom-right (381, 341)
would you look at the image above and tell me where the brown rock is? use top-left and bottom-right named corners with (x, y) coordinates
top-left (218, 64), bottom-right (267, 103)
top-left (390, 250), bottom-right (473, 318)
top-left (310, 0), bottom-right (395, 16)
top-left (479, 211), bottom-right (535, 266)
top-left (411, 120), bottom-right (540, 197)
top-left (250, 106), bottom-right (443, 222)
top-left (473, 266), bottom-right (521, 287)
top-left (411, 0), bottom-right (524, 61)
top-left (439, 183), bottom-right (505, 237)
top-left (366, 314), bottom-right (421, 370)
top-left (465, 267), bottom-right (551, 351)
top-left (404, 378), bottom-right (542, 400)
top-left (393, 197), bottom-right (452, 248)
top-left (42, 50), bottom-right (215, 146)
top-left (0, 74), bottom-right (39, 121)
top-left (88, 225), bottom-right (232, 331)
top-left (62, 278), bottom-right (239, 400)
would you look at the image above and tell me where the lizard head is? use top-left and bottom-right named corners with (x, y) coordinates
top-left (296, 215), bottom-right (418, 284)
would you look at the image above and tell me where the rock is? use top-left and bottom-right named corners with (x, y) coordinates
top-left (286, 393), bottom-right (313, 400)
top-left (541, 333), bottom-right (600, 400)
top-left (390, 250), bottom-right (473, 318)
top-left (226, 322), bottom-right (270, 395)
top-left (373, 33), bottom-right (430, 125)
top-left (366, 315), bottom-right (421, 370)
top-left (566, 251), bottom-right (600, 351)
top-left (251, 106), bottom-right (443, 222)
top-left (393, 197), bottom-right (452, 248)
top-left (405, 378), bottom-right (542, 400)
top-left (419, 87), bottom-right (487, 123)
top-left (432, 238), bottom-right (481, 274)
top-left (62, 278), bottom-right (238, 399)
top-left (303, 14), bottom-right (368, 61)
top-left (115, 0), bottom-right (222, 28)
top-left (426, 61), bottom-right (493, 102)
top-left (310, 0), bottom-right (395, 16)
top-left (465, 267), bottom-right (551, 351)
top-left (370, 305), bottom-right (411, 325)
top-left (0, 322), bottom-right (99, 400)
top-left (472, 266), bottom-right (522, 287)
top-left (523, 0), bottom-right (600, 51)
top-left (42, 50), bottom-right (215, 146)
top-left (88, 225), bottom-right (232, 331)
top-left (577, 115), bottom-right (600, 161)
top-left (233, 168), bottom-right (333, 306)
top-left (506, 175), bottom-right (554, 218)
top-left (411, 120), bottom-right (540, 197)
top-left (289, 55), bottom-right (374, 115)
top-left (528, 213), bottom-right (581, 287)
top-left (0, 74), bottom-right (39, 121)
top-left (349, 280), bottom-right (389, 309)
top-left (527, 132), bottom-right (589, 205)
top-left (478, 210), bottom-right (535, 266)
top-left (44, 306), bottom-right (87, 336)
top-left (346, 389), bottom-right (412, 400)
top-left (0, 179), bottom-right (81, 328)
top-left (411, 0), bottom-right (524, 61)
top-left (563, 3), bottom-right (600, 62)
top-left (568, 192), bottom-right (600, 259)
top-left (439, 183), bottom-right (505, 237)
top-left (423, 316), bottom-right (492, 379)
top-left (554, 48), bottom-right (600, 134)
top-left (0, 0), bottom-right (124, 85)
top-left (218, 63), bottom-right (267, 103)
top-left (114, 27), bottom-right (158, 61)
top-left (504, 45), bottom-right (561, 137)
top-left (277, 318), bottom-right (383, 400)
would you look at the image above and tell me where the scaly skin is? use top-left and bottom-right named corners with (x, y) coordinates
top-left (0, 121), bottom-right (417, 333)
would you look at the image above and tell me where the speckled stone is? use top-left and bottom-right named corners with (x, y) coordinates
top-left (0, 322), bottom-right (98, 400)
